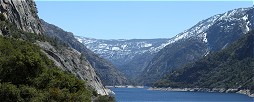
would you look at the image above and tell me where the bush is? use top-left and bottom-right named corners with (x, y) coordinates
top-left (94, 95), bottom-right (116, 102)
top-left (0, 36), bottom-right (93, 101)
top-left (0, 18), bottom-right (95, 101)
top-left (33, 68), bottom-right (92, 102)
top-left (0, 37), bottom-right (44, 85)
top-left (0, 83), bottom-right (22, 102)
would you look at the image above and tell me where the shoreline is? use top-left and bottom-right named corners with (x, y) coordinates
top-left (148, 87), bottom-right (254, 97)
top-left (105, 85), bottom-right (144, 88)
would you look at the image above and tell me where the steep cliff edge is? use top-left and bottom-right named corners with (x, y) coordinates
top-left (0, 0), bottom-right (43, 34)
top-left (37, 41), bottom-right (110, 95)
top-left (0, 0), bottom-right (111, 95)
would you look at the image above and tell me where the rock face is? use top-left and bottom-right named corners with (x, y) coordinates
top-left (0, 0), bottom-right (111, 95)
top-left (0, 0), bottom-right (43, 34)
top-left (139, 7), bottom-right (254, 85)
top-left (75, 36), bottom-right (169, 79)
top-left (41, 19), bottom-right (129, 85)
top-left (37, 41), bottom-right (110, 95)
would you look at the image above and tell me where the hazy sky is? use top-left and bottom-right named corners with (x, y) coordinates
top-left (35, 1), bottom-right (253, 39)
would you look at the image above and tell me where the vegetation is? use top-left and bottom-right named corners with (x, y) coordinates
top-left (0, 36), bottom-right (92, 101)
top-left (94, 95), bottom-right (116, 102)
top-left (0, 13), bottom-right (116, 102)
top-left (153, 30), bottom-right (254, 93)
top-left (139, 37), bottom-right (207, 85)
top-left (0, 12), bottom-right (117, 101)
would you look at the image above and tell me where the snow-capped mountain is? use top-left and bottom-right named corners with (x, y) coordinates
top-left (139, 7), bottom-right (254, 85)
top-left (75, 36), bottom-right (170, 78)
top-left (76, 7), bottom-right (253, 84)
top-left (164, 7), bottom-right (253, 49)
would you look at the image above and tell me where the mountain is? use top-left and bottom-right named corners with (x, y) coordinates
top-left (0, 0), bottom-right (116, 99)
top-left (75, 36), bottom-right (170, 79)
top-left (154, 30), bottom-right (254, 96)
top-left (139, 7), bottom-right (254, 85)
top-left (41, 20), bottom-right (128, 86)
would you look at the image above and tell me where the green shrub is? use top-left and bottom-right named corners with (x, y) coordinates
top-left (0, 37), bottom-right (44, 85)
top-left (0, 17), bottom-right (98, 101)
top-left (94, 95), bottom-right (116, 102)
top-left (0, 36), bottom-right (93, 101)
top-left (0, 83), bottom-right (22, 102)
top-left (33, 68), bottom-right (92, 102)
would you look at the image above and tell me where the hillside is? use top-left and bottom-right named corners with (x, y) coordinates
top-left (0, 0), bottom-right (116, 101)
top-left (139, 7), bottom-right (254, 85)
top-left (154, 30), bottom-right (254, 96)
top-left (0, 13), bottom-right (96, 101)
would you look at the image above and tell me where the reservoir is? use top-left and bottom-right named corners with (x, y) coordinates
top-left (110, 88), bottom-right (254, 102)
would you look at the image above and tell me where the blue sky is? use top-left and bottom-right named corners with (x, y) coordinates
top-left (35, 1), bottom-right (253, 39)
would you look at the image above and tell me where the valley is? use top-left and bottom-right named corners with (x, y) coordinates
top-left (0, 0), bottom-right (253, 101)
top-left (76, 7), bottom-right (254, 88)
top-left (75, 36), bottom-right (170, 80)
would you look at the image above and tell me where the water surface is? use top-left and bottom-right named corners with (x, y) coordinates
top-left (110, 88), bottom-right (254, 102)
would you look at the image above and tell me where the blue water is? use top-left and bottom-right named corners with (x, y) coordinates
top-left (110, 88), bottom-right (254, 102)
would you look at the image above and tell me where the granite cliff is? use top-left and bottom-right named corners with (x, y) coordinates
top-left (0, 0), bottom-right (111, 95)
top-left (0, 0), bottom-right (42, 34)
top-left (41, 19), bottom-right (129, 86)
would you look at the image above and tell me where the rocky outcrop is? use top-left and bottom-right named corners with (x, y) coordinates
top-left (41, 19), bottom-right (129, 85)
top-left (237, 90), bottom-right (254, 97)
top-left (0, 0), bottom-right (113, 96)
top-left (0, 0), bottom-right (43, 34)
top-left (37, 41), bottom-right (111, 95)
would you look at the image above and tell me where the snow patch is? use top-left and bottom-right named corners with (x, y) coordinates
top-left (98, 44), bottom-right (107, 48)
top-left (204, 51), bottom-right (210, 56)
top-left (242, 15), bottom-right (248, 21)
top-left (242, 15), bottom-right (250, 32)
top-left (121, 45), bottom-right (127, 49)
top-left (141, 43), bottom-right (152, 48)
top-left (112, 47), bottom-right (121, 51)
top-left (203, 33), bottom-right (208, 43)
top-left (76, 38), bottom-right (82, 43)
top-left (246, 21), bottom-right (250, 32)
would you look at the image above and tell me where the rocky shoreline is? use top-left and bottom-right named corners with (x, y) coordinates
top-left (148, 87), bottom-right (254, 97)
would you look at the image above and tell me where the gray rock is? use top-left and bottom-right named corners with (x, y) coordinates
top-left (0, 0), bottom-right (111, 95)
top-left (37, 41), bottom-right (110, 95)
top-left (0, 0), bottom-right (43, 34)
top-left (41, 19), bottom-right (129, 85)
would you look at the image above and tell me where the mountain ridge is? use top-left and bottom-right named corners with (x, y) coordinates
top-left (153, 30), bottom-right (254, 96)
top-left (41, 19), bottom-right (129, 86)
top-left (75, 7), bottom-right (254, 84)
top-left (138, 7), bottom-right (254, 85)
top-left (75, 36), bottom-right (170, 79)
